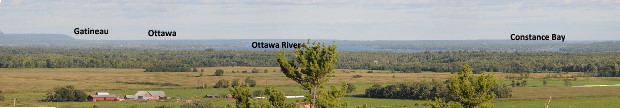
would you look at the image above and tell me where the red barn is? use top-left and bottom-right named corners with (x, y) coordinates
top-left (87, 92), bottom-right (118, 102)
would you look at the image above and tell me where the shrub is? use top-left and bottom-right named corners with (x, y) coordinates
top-left (214, 79), bottom-right (230, 88)
top-left (365, 84), bottom-right (383, 98)
top-left (215, 69), bottom-right (224, 76)
top-left (346, 83), bottom-right (356, 93)
top-left (491, 84), bottom-right (512, 98)
top-left (511, 80), bottom-right (528, 87)
top-left (251, 68), bottom-right (260, 73)
top-left (0, 90), bottom-right (4, 101)
top-left (45, 85), bottom-right (88, 102)
top-left (245, 77), bottom-right (257, 87)
top-left (228, 78), bottom-right (256, 88)
top-left (352, 75), bottom-right (363, 78)
top-left (231, 79), bottom-right (241, 87)
top-left (160, 83), bottom-right (181, 86)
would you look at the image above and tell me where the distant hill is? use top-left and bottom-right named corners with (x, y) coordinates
top-left (0, 32), bottom-right (75, 41)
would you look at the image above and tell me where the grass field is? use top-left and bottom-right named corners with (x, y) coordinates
top-left (1, 67), bottom-right (620, 107)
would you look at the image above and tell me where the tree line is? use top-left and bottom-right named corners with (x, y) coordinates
top-left (1, 47), bottom-right (619, 74)
top-left (365, 79), bottom-right (512, 100)
top-left (559, 41), bottom-right (620, 52)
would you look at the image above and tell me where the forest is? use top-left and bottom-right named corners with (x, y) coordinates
top-left (0, 47), bottom-right (618, 75)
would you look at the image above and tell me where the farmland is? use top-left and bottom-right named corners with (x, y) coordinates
top-left (1, 67), bottom-right (620, 107)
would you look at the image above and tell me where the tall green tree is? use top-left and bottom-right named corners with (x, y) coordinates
top-left (45, 85), bottom-right (88, 102)
top-left (276, 40), bottom-right (338, 108)
top-left (447, 64), bottom-right (497, 108)
top-left (316, 82), bottom-right (349, 108)
top-left (264, 87), bottom-right (295, 108)
top-left (228, 80), bottom-right (251, 108)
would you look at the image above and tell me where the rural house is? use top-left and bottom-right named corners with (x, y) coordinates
top-left (125, 91), bottom-right (165, 100)
top-left (87, 92), bottom-right (118, 102)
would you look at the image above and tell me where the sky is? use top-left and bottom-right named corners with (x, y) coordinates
top-left (0, 0), bottom-right (618, 40)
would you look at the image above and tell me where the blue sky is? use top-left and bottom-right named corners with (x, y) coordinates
top-left (0, 0), bottom-right (618, 40)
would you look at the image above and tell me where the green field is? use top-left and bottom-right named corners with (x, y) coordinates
top-left (1, 67), bottom-right (620, 107)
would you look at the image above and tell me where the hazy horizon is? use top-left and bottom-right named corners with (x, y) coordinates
top-left (1, 31), bottom-right (615, 41)
top-left (0, 0), bottom-right (618, 40)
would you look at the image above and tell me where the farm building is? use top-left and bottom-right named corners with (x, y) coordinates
top-left (87, 92), bottom-right (118, 102)
top-left (125, 91), bottom-right (165, 100)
